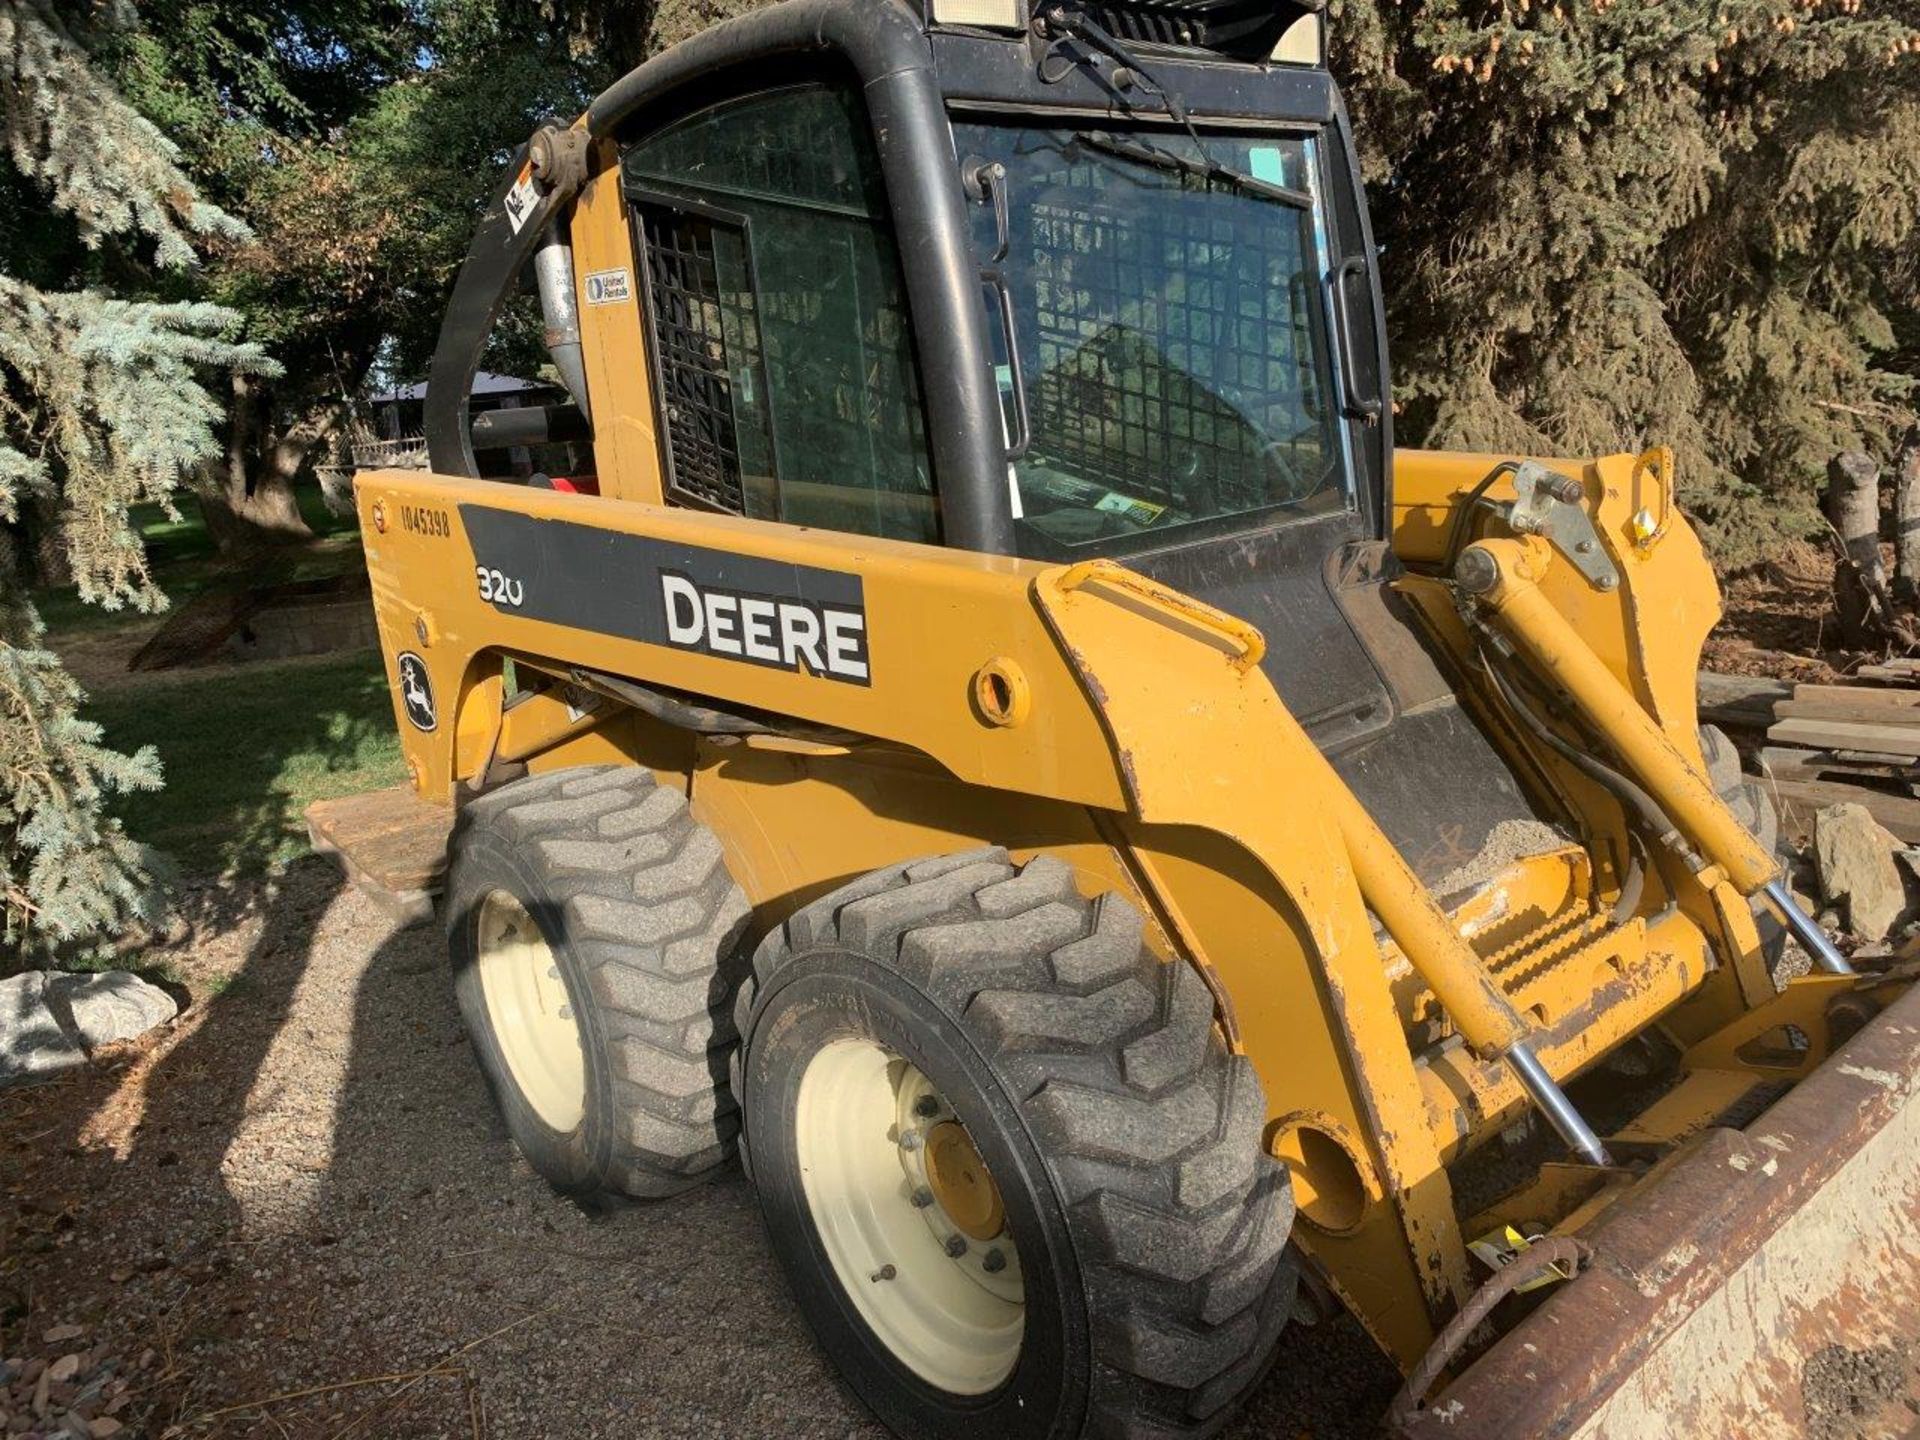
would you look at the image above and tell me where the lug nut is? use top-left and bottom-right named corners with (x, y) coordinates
top-left (910, 1187), bottom-right (935, 1209)
top-left (982, 1248), bottom-right (1007, 1273)
top-left (945, 1235), bottom-right (969, 1258)
top-left (913, 1095), bottom-right (940, 1118)
top-left (899, 1129), bottom-right (922, 1152)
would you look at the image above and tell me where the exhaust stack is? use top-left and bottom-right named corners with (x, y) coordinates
top-left (535, 226), bottom-right (591, 425)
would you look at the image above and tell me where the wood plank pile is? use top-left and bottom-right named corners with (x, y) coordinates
top-left (1697, 669), bottom-right (1920, 841)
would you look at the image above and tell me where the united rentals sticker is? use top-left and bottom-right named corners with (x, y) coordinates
top-left (397, 652), bottom-right (437, 731)
top-left (583, 268), bottom-right (632, 305)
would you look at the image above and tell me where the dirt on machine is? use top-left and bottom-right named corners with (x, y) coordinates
top-left (335, 0), bottom-right (1920, 1433)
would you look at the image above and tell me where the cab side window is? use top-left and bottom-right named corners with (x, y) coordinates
top-left (623, 83), bottom-right (938, 544)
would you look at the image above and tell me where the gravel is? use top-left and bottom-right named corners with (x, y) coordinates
top-left (0, 857), bottom-right (1396, 1438)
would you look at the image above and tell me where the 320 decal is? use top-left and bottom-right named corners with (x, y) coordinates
top-left (475, 566), bottom-right (524, 607)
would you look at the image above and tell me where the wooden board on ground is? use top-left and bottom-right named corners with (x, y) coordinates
top-left (1698, 671), bottom-right (1920, 732)
top-left (1768, 776), bottom-right (1920, 845)
top-left (1766, 717), bottom-right (1920, 758)
top-left (1697, 672), bottom-right (1789, 730)
top-left (1794, 683), bottom-right (1920, 709)
top-left (1774, 700), bottom-right (1920, 725)
top-left (1854, 661), bottom-right (1920, 683)
top-left (1758, 746), bottom-right (1919, 783)
top-left (306, 786), bottom-right (452, 926)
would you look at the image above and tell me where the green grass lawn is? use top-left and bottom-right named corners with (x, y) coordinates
top-left (85, 651), bottom-right (408, 875)
top-left (45, 495), bottom-right (408, 878)
top-left (34, 489), bottom-right (363, 634)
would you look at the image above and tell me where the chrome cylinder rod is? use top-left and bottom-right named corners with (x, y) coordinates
top-left (1762, 879), bottom-right (1856, 976)
top-left (1504, 1041), bottom-right (1613, 1167)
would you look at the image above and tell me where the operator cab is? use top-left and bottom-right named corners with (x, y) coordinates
top-left (429, 0), bottom-right (1550, 883)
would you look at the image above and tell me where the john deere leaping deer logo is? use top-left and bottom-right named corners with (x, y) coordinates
top-left (396, 652), bottom-right (436, 732)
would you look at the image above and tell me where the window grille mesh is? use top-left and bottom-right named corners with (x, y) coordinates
top-left (635, 203), bottom-right (770, 515)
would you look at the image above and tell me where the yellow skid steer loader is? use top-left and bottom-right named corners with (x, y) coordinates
top-left (352, 0), bottom-right (1920, 1433)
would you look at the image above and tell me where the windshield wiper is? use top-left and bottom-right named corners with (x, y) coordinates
top-left (1071, 130), bottom-right (1314, 210)
top-left (1037, 7), bottom-right (1313, 210)
top-left (1038, 4), bottom-right (1199, 137)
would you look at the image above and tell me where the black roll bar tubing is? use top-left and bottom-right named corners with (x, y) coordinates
top-left (424, 0), bottom-right (1017, 554)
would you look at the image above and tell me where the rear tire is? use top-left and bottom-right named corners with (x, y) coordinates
top-left (734, 848), bottom-right (1297, 1440)
top-left (446, 764), bottom-right (751, 1198)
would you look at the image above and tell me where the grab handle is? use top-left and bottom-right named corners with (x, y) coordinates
top-left (1328, 256), bottom-right (1383, 421)
top-left (981, 268), bottom-right (1032, 462)
top-left (1055, 559), bottom-right (1266, 673)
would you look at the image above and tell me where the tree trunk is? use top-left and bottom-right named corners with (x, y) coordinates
top-left (1825, 450), bottom-right (1897, 649)
top-left (200, 373), bottom-right (316, 554)
top-left (1894, 424), bottom-right (1920, 608)
top-left (24, 492), bottom-right (73, 589)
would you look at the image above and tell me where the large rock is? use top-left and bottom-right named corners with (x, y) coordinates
top-left (52, 971), bottom-right (178, 1048)
top-left (1814, 803), bottom-right (1909, 942)
top-left (0, 969), bottom-right (177, 1086)
top-left (0, 971), bottom-right (84, 1082)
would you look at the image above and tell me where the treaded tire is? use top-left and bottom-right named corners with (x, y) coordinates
top-left (734, 847), bottom-right (1297, 1440)
top-left (446, 764), bottom-right (750, 1199)
top-left (1700, 724), bottom-right (1790, 975)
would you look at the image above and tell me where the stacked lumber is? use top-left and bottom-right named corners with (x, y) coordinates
top-left (1854, 657), bottom-right (1920, 685)
top-left (1696, 670), bottom-right (1920, 841)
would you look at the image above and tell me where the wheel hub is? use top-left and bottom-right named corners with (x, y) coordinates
top-left (474, 889), bottom-right (585, 1133)
top-left (893, 1066), bottom-right (1024, 1305)
top-left (794, 1038), bottom-right (1025, 1393)
top-left (924, 1122), bottom-right (1005, 1242)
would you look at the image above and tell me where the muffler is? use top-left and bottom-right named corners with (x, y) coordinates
top-left (534, 225), bottom-right (591, 425)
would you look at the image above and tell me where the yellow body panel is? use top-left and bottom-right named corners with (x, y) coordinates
top-left (567, 140), bottom-right (664, 505)
top-left (358, 151), bottom-right (1843, 1375)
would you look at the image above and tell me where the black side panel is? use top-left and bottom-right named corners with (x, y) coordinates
top-left (1134, 513), bottom-right (1388, 748)
top-left (1135, 521), bottom-right (1552, 883)
top-left (1333, 703), bottom-right (1548, 886)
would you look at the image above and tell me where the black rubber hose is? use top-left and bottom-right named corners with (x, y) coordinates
top-left (568, 667), bottom-right (861, 746)
top-left (1476, 648), bottom-right (1678, 849)
top-left (1441, 460), bottom-right (1520, 578)
top-left (1609, 828), bottom-right (1648, 927)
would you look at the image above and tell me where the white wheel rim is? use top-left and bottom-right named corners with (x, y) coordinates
top-left (795, 1038), bottom-right (1025, 1394)
top-left (476, 890), bottom-right (585, 1133)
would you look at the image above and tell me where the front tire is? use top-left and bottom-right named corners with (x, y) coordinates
top-left (446, 764), bottom-right (751, 1199)
top-left (734, 848), bottom-right (1297, 1440)
top-left (1700, 725), bottom-right (1792, 978)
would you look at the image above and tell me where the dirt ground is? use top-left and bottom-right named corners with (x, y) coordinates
top-left (0, 859), bottom-right (1398, 1439)
top-left (1701, 538), bottom-right (1920, 682)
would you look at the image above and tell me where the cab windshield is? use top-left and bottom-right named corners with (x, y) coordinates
top-left (951, 121), bottom-right (1353, 559)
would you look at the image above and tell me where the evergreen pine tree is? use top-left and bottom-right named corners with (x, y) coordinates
top-left (1332, 0), bottom-right (1920, 556)
top-left (0, 0), bottom-right (275, 953)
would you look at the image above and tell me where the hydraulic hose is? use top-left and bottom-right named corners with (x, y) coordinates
top-left (1476, 648), bottom-right (1687, 860)
top-left (1460, 537), bottom-right (1854, 975)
